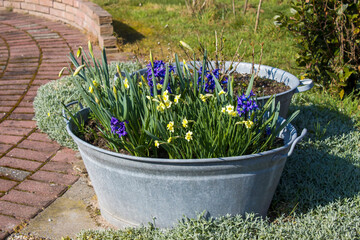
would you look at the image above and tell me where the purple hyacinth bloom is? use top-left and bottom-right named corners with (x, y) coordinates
top-left (110, 117), bottom-right (128, 138)
top-left (198, 67), bottom-right (228, 93)
top-left (146, 60), bottom-right (174, 95)
top-left (237, 92), bottom-right (259, 117)
top-left (266, 126), bottom-right (272, 135)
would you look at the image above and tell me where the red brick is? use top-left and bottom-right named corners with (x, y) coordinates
top-left (20, 2), bottom-right (36, 11)
top-left (1, 190), bottom-right (54, 208)
top-left (4, 1), bottom-right (21, 9)
top-left (18, 101), bottom-right (33, 108)
top-left (65, 4), bottom-right (77, 15)
top-left (0, 143), bottom-right (11, 154)
top-left (13, 107), bottom-right (34, 114)
top-left (0, 90), bottom-right (25, 95)
top-left (30, 170), bottom-right (78, 185)
top-left (38, 0), bottom-right (52, 7)
top-left (52, 148), bottom-right (78, 163)
top-left (17, 140), bottom-right (60, 153)
top-left (25, 0), bottom-right (39, 4)
top-left (0, 106), bottom-right (12, 112)
top-left (0, 215), bottom-right (21, 233)
top-left (7, 148), bottom-right (52, 162)
top-left (0, 135), bottom-right (23, 145)
top-left (0, 101), bottom-right (17, 107)
top-left (41, 161), bottom-right (75, 174)
top-left (0, 157), bottom-right (42, 172)
top-left (0, 127), bottom-right (32, 136)
top-left (50, 8), bottom-right (66, 18)
top-left (0, 179), bottom-right (17, 192)
top-left (53, 1), bottom-right (65, 10)
top-left (97, 24), bottom-right (113, 36)
top-left (62, 0), bottom-right (74, 6)
top-left (27, 132), bottom-right (53, 142)
top-left (0, 95), bottom-right (22, 101)
top-left (0, 200), bottom-right (39, 219)
top-left (15, 180), bottom-right (65, 196)
top-left (7, 113), bottom-right (34, 120)
top-left (0, 120), bottom-right (36, 129)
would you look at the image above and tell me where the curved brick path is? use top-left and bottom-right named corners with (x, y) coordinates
top-left (0, 10), bottom-right (107, 239)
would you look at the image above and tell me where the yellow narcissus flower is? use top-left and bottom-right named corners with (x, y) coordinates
top-left (182, 118), bottom-right (188, 128)
top-left (138, 81), bottom-right (143, 87)
top-left (218, 90), bottom-right (226, 96)
top-left (200, 94), bottom-right (206, 102)
top-left (92, 80), bottom-right (99, 88)
top-left (236, 120), bottom-right (254, 129)
top-left (174, 94), bottom-right (181, 104)
top-left (185, 131), bottom-right (193, 142)
top-left (230, 111), bottom-right (237, 117)
top-left (226, 105), bottom-right (234, 113)
top-left (155, 140), bottom-right (160, 148)
top-left (244, 120), bottom-right (254, 129)
top-left (157, 83), bottom-right (163, 90)
top-left (162, 91), bottom-right (169, 102)
top-left (157, 103), bottom-right (166, 112)
top-left (165, 100), bottom-right (172, 109)
top-left (88, 86), bottom-right (94, 93)
top-left (123, 78), bottom-right (129, 89)
top-left (167, 121), bottom-right (174, 132)
top-left (167, 137), bottom-right (172, 143)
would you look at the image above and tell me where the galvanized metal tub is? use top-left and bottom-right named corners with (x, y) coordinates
top-left (135, 62), bottom-right (313, 118)
top-left (66, 107), bottom-right (306, 228)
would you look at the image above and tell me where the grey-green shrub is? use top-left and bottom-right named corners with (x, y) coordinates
top-left (76, 90), bottom-right (360, 239)
top-left (33, 61), bottom-right (143, 149)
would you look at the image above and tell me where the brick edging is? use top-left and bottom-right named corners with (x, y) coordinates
top-left (0, 0), bottom-right (117, 52)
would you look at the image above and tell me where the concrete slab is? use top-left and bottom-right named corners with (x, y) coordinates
top-left (14, 177), bottom-right (105, 239)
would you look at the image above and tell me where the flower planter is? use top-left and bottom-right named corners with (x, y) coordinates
top-left (135, 62), bottom-right (313, 118)
top-left (65, 104), bottom-right (307, 228)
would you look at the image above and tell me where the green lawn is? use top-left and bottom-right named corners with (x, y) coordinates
top-left (92, 0), bottom-right (301, 75)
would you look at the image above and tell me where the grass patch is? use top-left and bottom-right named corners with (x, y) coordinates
top-left (93, 0), bottom-right (300, 75)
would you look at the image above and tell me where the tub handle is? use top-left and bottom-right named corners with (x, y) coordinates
top-left (287, 128), bottom-right (307, 157)
top-left (62, 101), bottom-right (83, 123)
top-left (295, 79), bottom-right (313, 93)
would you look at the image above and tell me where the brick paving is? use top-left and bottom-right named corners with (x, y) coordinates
top-left (0, 10), bottom-right (125, 239)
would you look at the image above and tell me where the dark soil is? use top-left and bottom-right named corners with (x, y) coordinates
top-left (82, 119), bottom-right (111, 151)
top-left (232, 73), bottom-right (290, 97)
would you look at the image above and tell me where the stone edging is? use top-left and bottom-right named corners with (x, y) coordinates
top-left (0, 0), bottom-right (117, 52)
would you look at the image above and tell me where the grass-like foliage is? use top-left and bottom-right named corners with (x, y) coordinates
top-left (65, 44), bottom-right (298, 158)
top-left (76, 91), bottom-right (360, 239)
top-left (33, 61), bottom-right (143, 149)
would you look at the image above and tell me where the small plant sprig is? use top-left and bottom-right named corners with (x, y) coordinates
top-left (64, 41), bottom-right (299, 159)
